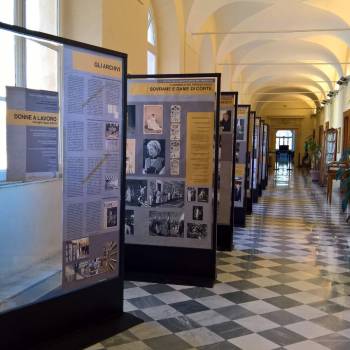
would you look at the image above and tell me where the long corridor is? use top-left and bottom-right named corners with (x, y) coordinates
top-left (88, 171), bottom-right (350, 350)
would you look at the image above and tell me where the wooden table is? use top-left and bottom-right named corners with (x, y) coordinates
top-left (326, 167), bottom-right (338, 205)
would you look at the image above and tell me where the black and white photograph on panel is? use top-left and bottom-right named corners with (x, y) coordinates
top-left (149, 211), bottom-right (185, 237)
top-left (193, 206), bottom-right (204, 221)
top-left (143, 139), bottom-right (166, 175)
top-left (170, 140), bottom-right (180, 158)
top-left (236, 118), bottom-right (246, 141)
top-left (127, 105), bottom-right (136, 137)
top-left (126, 179), bottom-right (148, 206)
top-left (65, 237), bottom-right (90, 263)
top-left (170, 159), bottom-right (179, 176)
top-left (170, 123), bottom-right (181, 140)
top-left (234, 178), bottom-right (243, 202)
top-left (219, 110), bottom-right (232, 132)
top-left (126, 138), bottom-right (136, 174)
top-left (105, 175), bottom-right (118, 191)
top-left (170, 104), bottom-right (181, 123)
top-left (235, 142), bottom-right (240, 162)
top-left (143, 105), bottom-right (163, 134)
top-left (105, 122), bottom-right (119, 140)
top-left (104, 200), bottom-right (118, 228)
top-left (148, 179), bottom-right (184, 207)
top-left (197, 187), bottom-right (209, 202)
top-left (187, 187), bottom-right (196, 202)
top-left (187, 223), bottom-right (208, 239)
top-left (125, 210), bottom-right (135, 236)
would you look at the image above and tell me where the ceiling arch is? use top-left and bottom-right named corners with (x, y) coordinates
top-left (184, 0), bottom-right (350, 115)
top-left (235, 64), bottom-right (334, 94)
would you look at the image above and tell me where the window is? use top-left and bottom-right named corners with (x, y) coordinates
top-left (0, 0), bottom-right (58, 181)
top-left (275, 130), bottom-right (295, 151)
top-left (147, 7), bottom-right (156, 46)
top-left (147, 7), bottom-right (157, 74)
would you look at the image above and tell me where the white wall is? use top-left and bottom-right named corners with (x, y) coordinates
top-left (321, 82), bottom-right (350, 158)
top-left (0, 180), bottom-right (62, 278)
top-left (60, 0), bottom-right (102, 46)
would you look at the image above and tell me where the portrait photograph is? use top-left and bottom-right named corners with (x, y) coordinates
top-left (198, 187), bottom-right (209, 202)
top-left (187, 187), bottom-right (196, 202)
top-left (104, 200), bottom-right (118, 228)
top-left (143, 139), bottom-right (166, 175)
top-left (236, 118), bottom-right (245, 141)
top-left (234, 180), bottom-right (242, 202)
top-left (219, 110), bottom-right (232, 132)
top-left (143, 104), bottom-right (163, 134)
top-left (193, 206), bottom-right (203, 221)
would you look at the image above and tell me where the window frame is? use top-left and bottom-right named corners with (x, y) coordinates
top-left (147, 6), bottom-right (157, 74)
top-left (0, 0), bottom-right (60, 180)
top-left (275, 130), bottom-right (295, 151)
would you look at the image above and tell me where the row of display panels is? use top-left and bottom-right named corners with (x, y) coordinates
top-left (0, 22), bottom-right (269, 348)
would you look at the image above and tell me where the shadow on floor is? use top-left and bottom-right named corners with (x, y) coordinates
top-left (32, 312), bottom-right (143, 350)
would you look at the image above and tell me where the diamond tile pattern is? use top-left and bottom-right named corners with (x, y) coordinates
top-left (85, 171), bottom-right (350, 349)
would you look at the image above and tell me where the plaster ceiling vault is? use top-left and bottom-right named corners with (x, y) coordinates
top-left (183, 0), bottom-right (350, 117)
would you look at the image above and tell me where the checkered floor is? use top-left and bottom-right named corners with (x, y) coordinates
top-left (86, 170), bottom-right (350, 350)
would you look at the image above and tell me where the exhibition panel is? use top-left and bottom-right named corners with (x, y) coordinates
top-left (125, 74), bottom-right (220, 286)
top-left (262, 123), bottom-right (269, 189)
top-left (252, 116), bottom-right (261, 203)
top-left (234, 104), bottom-right (250, 227)
top-left (246, 111), bottom-right (256, 214)
top-left (217, 92), bottom-right (238, 251)
top-left (0, 22), bottom-right (127, 348)
top-left (258, 121), bottom-right (265, 196)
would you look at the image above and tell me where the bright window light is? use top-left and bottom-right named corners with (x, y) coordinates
top-left (147, 51), bottom-right (156, 74)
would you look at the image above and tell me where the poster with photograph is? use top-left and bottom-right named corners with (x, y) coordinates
top-left (126, 77), bottom-right (217, 250)
top-left (219, 110), bottom-right (232, 132)
top-left (143, 105), bottom-right (163, 134)
top-left (143, 139), bottom-right (166, 175)
top-left (62, 46), bottom-right (124, 289)
top-left (234, 105), bottom-right (250, 211)
top-left (236, 118), bottom-right (245, 141)
top-left (6, 86), bottom-right (59, 181)
top-left (217, 93), bottom-right (236, 228)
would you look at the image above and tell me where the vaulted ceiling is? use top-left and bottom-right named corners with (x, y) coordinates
top-left (184, 0), bottom-right (350, 116)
